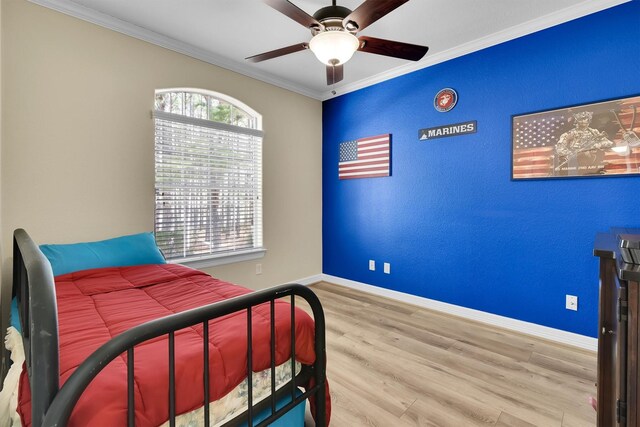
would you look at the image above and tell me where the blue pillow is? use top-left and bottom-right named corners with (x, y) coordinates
top-left (40, 232), bottom-right (166, 276)
top-left (11, 297), bottom-right (22, 334)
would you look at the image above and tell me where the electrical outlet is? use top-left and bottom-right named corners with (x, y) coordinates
top-left (383, 263), bottom-right (391, 274)
top-left (256, 263), bottom-right (262, 275)
top-left (566, 295), bottom-right (578, 311)
top-left (369, 260), bottom-right (375, 271)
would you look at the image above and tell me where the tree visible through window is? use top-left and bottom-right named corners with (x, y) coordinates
top-left (154, 89), bottom-right (263, 262)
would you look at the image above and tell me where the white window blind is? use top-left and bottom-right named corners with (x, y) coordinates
top-left (154, 108), bottom-right (263, 262)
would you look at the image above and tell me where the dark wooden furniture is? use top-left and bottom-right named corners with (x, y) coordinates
top-left (594, 228), bottom-right (640, 426)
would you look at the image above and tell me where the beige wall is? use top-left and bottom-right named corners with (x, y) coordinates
top-left (1, 0), bottom-right (322, 318)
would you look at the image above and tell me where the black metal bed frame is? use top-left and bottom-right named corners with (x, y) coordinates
top-left (10, 229), bottom-right (327, 427)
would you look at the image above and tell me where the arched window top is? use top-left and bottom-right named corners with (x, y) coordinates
top-left (154, 88), bottom-right (262, 130)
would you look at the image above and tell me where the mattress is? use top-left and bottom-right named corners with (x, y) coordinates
top-left (163, 361), bottom-right (301, 427)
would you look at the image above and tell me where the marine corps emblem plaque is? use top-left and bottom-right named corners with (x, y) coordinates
top-left (434, 88), bottom-right (458, 112)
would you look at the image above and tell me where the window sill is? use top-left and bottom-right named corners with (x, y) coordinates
top-left (168, 248), bottom-right (266, 269)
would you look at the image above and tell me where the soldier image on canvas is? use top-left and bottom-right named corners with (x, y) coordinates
top-left (554, 111), bottom-right (614, 176)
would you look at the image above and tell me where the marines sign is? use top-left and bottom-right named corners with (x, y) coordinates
top-left (419, 121), bottom-right (477, 140)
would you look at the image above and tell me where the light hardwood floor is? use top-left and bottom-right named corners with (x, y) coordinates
top-left (301, 282), bottom-right (597, 427)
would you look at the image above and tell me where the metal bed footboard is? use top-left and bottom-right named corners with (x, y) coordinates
top-left (13, 229), bottom-right (59, 427)
top-left (12, 229), bottom-right (327, 427)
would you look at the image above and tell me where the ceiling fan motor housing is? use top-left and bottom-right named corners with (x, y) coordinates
top-left (312, 5), bottom-right (355, 33)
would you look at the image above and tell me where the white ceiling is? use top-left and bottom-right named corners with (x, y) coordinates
top-left (32, 0), bottom-right (628, 100)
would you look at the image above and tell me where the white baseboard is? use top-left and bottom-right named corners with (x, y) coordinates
top-left (311, 274), bottom-right (597, 352)
top-left (285, 274), bottom-right (324, 287)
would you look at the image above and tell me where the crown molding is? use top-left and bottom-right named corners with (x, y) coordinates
top-left (319, 0), bottom-right (630, 100)
top-left (26, 0), bottom-right (322, 100)
top-left (28, 0), bottom-right (629, 102)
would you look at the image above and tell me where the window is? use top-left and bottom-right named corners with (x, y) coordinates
top-left (154, 89), bottom-right (264, 266)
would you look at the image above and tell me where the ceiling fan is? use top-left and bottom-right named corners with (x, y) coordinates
top-left (246, 0), bottom-right (429, 85)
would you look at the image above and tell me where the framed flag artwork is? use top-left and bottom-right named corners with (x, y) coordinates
top-left (339, 134), bottom-right (391, 180)
top-left (512, 94), bottom-right (640, 180)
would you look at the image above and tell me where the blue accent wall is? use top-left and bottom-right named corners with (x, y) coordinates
top-left (322, 2), bottom-right (640, 337)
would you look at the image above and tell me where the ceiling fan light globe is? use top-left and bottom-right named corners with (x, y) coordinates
top-left (309, 31), bottom-right (359, 66)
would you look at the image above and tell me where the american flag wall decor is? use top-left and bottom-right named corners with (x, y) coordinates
top-left (338, 134), bottom-right (391, 180)
top-left (512, 95), bottom-right (640, 180)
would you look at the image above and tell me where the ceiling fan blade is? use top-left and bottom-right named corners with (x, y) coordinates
top-left (246, 43), bottom-right (309, 63)
top-left (263, 0), bottom-right (323, 30)
top-left (358, 36), bottom-right (428, 61)
top-left (326, 63), bottom-right (344, 85)
top-left (343, 0), bottom-right (410, 32)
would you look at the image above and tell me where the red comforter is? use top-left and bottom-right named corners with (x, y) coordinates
top-left (18, 264), bottom-right (330, 426)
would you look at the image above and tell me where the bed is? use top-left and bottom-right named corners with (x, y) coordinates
top-left (4, 229), bottom-right (329, 426)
